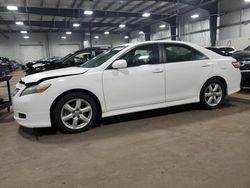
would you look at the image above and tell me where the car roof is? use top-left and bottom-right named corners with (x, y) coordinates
top-left (116, 40), bottom-right (204, 48)
top-left (73, 48), bottom-right (109, 54)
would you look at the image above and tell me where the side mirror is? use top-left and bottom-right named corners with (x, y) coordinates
top-left (112, 59), bottom-right (127, 69)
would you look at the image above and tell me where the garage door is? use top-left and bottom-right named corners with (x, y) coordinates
top-left (20, 45), bottom-right (45, 64)
top-left (58, 44), bottom-right (80, 57)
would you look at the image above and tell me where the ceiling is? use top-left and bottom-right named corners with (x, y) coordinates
top-left (0, 0), bottom-right (217, 34)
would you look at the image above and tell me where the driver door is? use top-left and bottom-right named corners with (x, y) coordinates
top-left (103, 44), bottom-right (166, 111)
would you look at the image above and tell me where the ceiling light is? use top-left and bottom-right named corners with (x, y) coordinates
top-left (191, 14), bottom-right (199, 19)
top-left (66, 31), bottom-right (72, 35)
top-left (20, 30), bottom-right (27, 34)
top-left (7, 5), bottom-right (18, 11)
top-left (245, 0), bottom-right (250, 2)
top-left (124, 36), bottom-right (129, 39)
top-left (119, 24), bottom-right (126, 28)
top-left (84, 10), bottom-right (93, 15)
top-left (23, 36), bottom-right (29, 39)
top-left (159, 24), bottom-right (166, 28)
top-left (142, 13), bottom-right (151, 17)
top-left (73, 23), bottom-right (80, 27)
top-left (61, 36), bottom-right (67, 39)
top-left (139, 31), bottom-right (144, 34)
top-left (104, 31), bottom-right (110, 35)
top-left (16, 21), bottom-right (24, 25)
top-left (94, 36), bottom-right (99, 39)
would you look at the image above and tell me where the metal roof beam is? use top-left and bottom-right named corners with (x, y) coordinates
top-left (0, 20), bottom-right (140, 28)
top-left (0, 6), bottom-right (168, 19)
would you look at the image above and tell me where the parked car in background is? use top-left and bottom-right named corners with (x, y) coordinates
top-left (0, 64), bottom-right (9, 76)
top-left (218, 46), bottom-right (236, 56)
top-left (232, 45), bottom-right (250, 88)
top-left (26, 47), bottom-right (109, 75)
top-left (0, 57), bottom-right (22, 73)
top-left (206, 47), bottom-right (228, 56)
top-left (13, 41), bottom-right (241, 133)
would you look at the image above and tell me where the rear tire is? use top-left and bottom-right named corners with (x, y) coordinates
top-left (200, 79), bottom-right (226, 110)
top-left (53, 92), bottom-right (98, 133)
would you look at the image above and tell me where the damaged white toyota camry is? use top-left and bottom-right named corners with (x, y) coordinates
top-left (13, 41), bottom-right (241, 133)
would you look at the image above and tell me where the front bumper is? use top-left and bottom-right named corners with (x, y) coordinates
top-left (13, 84), bottom-right (52, 128)
top-left (241, 71), bottom-right (250, 88)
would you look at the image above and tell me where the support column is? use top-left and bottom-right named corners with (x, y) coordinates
top-left (142, 26), bottom-right (151, 41)
top-left (169, 16), bottom-right (177, 41)
top-left (208, 1), bottom-right (218, 46)
top-left (45, 32), bottom-right (50, 58)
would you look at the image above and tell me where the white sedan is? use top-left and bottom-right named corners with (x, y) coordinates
top-left (13, 41), bottom-right (241, 133)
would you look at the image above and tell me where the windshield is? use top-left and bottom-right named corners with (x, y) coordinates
top-left (54, 53), bottom-right (73, 63)
top-left (80, 46), bottom-right (125, 68)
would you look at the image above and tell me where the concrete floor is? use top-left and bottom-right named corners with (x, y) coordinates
top-left (0, 71), bottom-right (250, 188)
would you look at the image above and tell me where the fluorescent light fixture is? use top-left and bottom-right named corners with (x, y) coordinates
top-left (159, 24), bottom-right (166, 28)
top-left (16, 21), bottom-right (24, 25)
top-left (61, 36), bottom-right (67, 39)
top-left (139, 31), bottom-right (144, 34)
top-left (84, 10), bottom-right (93, 15)
top-left (191, 14), bottom-right (199, 19)
top-left (245, 0), bottom-right (250, 2)
top-left (119, 24), bottom-right (126, 28)
top-left (142, 12), bottom-right (151, 17)
top-left (73, 23), bottom-right (80, 27)
top-left (23, 36), bottom-right (29, 39)
top-left (104, 31), bottom-right (110, 35)
top-left (7, 5), bottom-right (18, 11)
top-left (94, 36), bottom-right (99, 39)
top-left (66, 31), bottom-right (72, 35)
top-left (124, 36), bottom-right (129, 39)
top-left (20, 30), bottom-right (27, 34)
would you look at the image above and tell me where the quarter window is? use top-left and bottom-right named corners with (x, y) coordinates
top-left (120, 44), bottom-right (159, 67)
top-left (164, 44), bottom-right (208, 63)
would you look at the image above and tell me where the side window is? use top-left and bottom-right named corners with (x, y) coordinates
top-left (120, 44), bottom-right (159, 67)
top-left (164, 44), bottom-right (208, 63)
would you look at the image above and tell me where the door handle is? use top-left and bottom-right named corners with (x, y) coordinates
top-left (152, 69), bottom-right (164, 73)
top-left (201, 63), bottom-right (211, 67)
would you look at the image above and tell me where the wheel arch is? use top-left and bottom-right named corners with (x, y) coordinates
top-left (50, 89), bottom-right (102, 127)
top-left (201, 76), bottom-right (228, 96)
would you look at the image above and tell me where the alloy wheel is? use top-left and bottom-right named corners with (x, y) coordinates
top-left (60, 98), bottom-right (92, 130)
top-left (204, 83), bottom-right (223, 107)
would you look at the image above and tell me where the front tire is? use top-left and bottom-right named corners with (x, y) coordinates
top-left (200, 79), bottom-right (226, 110)
top-left (53, 92), bottom-right (98, 133)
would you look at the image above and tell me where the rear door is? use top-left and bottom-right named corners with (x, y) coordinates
top-left (163, 43), bottom-right (213, 102)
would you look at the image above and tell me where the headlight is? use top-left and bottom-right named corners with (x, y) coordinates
top-left (21, 83), bottom-right (51, 96)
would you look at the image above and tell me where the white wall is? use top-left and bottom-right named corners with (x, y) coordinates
top-left (129, 30), bottom-right (145, 43)
top-left (0, 32), bottom-right (126, 64)
top-left (217, 0), bottom-right (250, 49)
top-left (150, 23), bottom-right (171, 40)
top-left (179, 18), bottom-right (211, 47)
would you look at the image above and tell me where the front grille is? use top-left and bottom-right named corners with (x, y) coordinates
top-left (239, 60), bottom-right (250, 70)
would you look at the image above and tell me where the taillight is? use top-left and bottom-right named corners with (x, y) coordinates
top-left (232, 61), bottom-right (240, 69)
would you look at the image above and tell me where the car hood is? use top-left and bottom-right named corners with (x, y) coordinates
top-left (21, 67), bottom-right (90, 85)
top-left (232, 50), bottom-right (250, 60)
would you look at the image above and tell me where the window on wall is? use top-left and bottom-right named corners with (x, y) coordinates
top-left (120, 44), bottom-right (160, 67)
top-left (164, 44), bottom-right (208, 63)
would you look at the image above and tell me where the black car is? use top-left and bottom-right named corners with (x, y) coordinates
top-left (232, 45), bottom-right (250, 88)
top-left (26, 47), bottom-right (109, 75)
